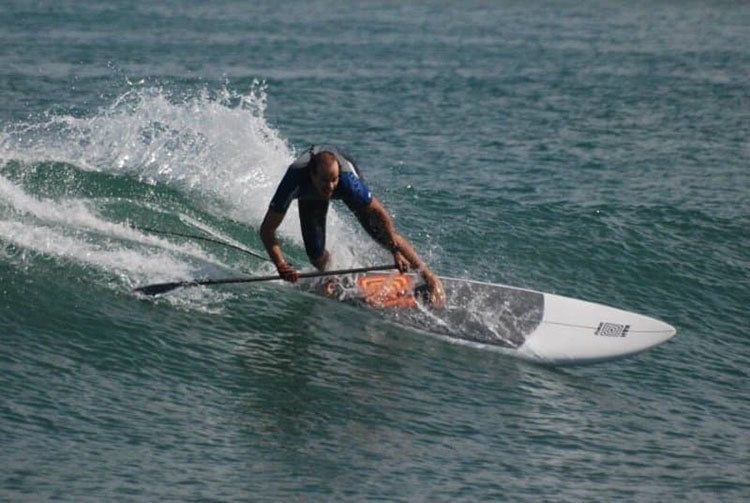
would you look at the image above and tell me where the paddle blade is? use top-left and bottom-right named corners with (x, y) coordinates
top-left (133, 281), bottom-right (188, 296)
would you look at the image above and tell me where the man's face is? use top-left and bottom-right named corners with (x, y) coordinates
top-left (311, 161), bottom-right (339, 199)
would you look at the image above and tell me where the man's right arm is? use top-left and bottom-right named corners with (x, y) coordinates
top-left (260, 209), bottom-right (299, 282)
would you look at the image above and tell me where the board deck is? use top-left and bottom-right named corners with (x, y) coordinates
top-left (312, 273), bottom-right (676, 366)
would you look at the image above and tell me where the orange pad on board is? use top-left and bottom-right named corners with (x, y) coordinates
top-left (357, 274), bottom-right (417, 309)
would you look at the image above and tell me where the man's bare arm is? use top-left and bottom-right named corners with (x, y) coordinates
top-left (259, 209), bottom-right (299, 282)
top-left (359, 197), bottom-right (446, 307)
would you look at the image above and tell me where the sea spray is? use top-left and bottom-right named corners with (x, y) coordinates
top-left (0, 82), bottom-right (391, 301)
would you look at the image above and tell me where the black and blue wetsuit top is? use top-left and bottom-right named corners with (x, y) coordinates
top-left (269, 145), bottom-right (373, 214)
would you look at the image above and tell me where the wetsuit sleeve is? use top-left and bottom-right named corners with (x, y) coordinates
top-left (338, 172), bottom-right (373, 212)
top-left (269, 167), bottom-right (301, 214)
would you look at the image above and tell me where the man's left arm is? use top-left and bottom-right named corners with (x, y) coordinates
top-left (356, 197), bottom-right (446, 307)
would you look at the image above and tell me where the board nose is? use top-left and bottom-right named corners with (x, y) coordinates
top-left (641, 316), bottom-right (677, 343)
top-left (659, 321), bottom-right (677, 342)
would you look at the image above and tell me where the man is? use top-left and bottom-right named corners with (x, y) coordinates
top-left (260, 144), bottom-right (445, 307)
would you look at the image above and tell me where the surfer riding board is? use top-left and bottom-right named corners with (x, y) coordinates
top-left (259, 144), bottom-right (446, 307)
top-left (258, 144), bottom-right (674, 364)
top-left (134, 144), bottom-right (676, 365)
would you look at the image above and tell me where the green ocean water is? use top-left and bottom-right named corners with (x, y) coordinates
top-left (1, 1), bottom-right (749, 501)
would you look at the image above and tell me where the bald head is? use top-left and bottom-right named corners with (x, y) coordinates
top-left (310, 151), bottom-right (339, 174)
top-left (309, 151), bottom-right (340, 199)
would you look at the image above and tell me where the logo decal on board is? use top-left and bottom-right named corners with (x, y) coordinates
top-left (595, 322), bottom-right (630, 337)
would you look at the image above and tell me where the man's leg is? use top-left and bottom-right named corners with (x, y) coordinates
top-left (299, 199), bottom-right (330, 270)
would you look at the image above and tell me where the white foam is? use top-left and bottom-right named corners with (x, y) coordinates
top-left (0, 174), bottom-right (225, 269)
top-left (0, 219), bottom-right (194, 285)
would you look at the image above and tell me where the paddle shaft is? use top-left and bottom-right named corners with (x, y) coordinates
top-left (134, 264), bottom-right (397, 296)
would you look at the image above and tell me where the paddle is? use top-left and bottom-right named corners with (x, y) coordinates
top-left (133, 264), bottom-right (397, 296)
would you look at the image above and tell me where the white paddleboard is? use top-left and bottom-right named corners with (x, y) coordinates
top-left (318, 274), bottom-right (676, 366)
